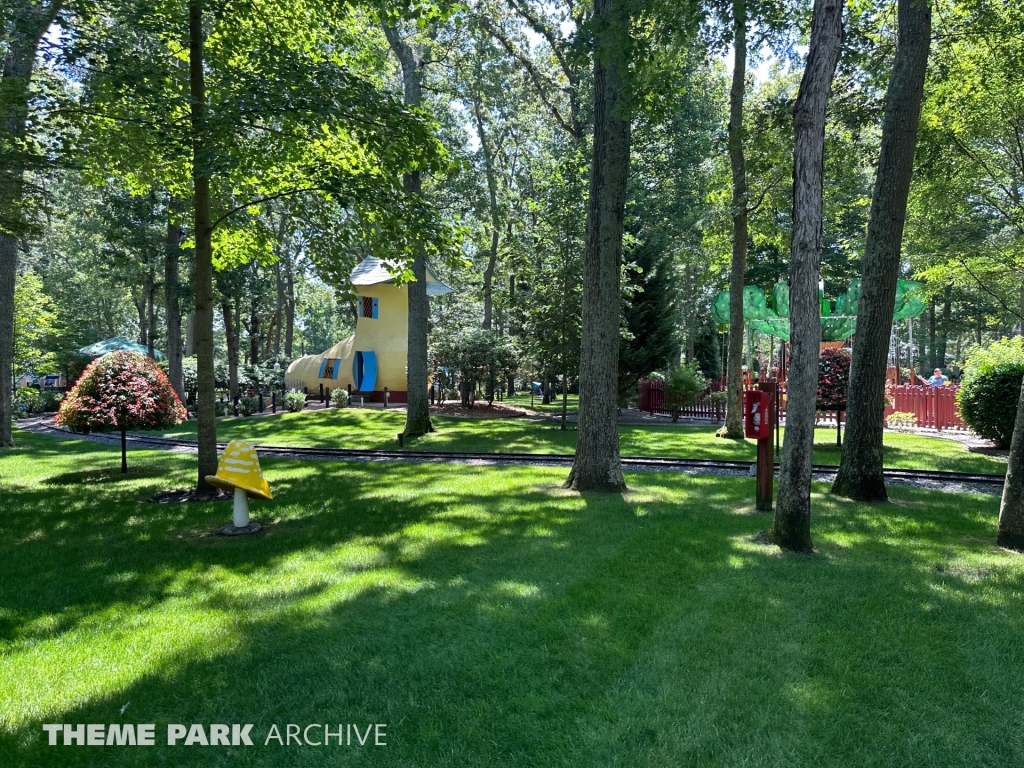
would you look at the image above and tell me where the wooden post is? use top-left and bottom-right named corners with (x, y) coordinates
top-left (756, 380), bottom-right (777, 512)
top-left (272, 392), bottom-right (276, 413)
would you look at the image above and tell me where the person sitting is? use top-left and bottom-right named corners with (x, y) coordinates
top-left (927, 368), bottom-right (949, 387)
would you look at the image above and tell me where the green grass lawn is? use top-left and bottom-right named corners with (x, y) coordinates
top-left (150, 409), bottom-right (1008, 474)
top-left (504, 392), bottom-right (579, 415)
top-left (2, 431), bottom-right (1023, 766)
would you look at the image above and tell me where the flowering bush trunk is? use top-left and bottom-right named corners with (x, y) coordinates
top-left (56, 351), bottom-right (187, 472)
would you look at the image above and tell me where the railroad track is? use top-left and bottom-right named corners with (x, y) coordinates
top-left (37, 425), bottom-right (1006, 488)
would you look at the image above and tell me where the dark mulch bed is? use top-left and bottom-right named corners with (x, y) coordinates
top-left (429, 402), bottom-right (529, 419)
top-left (148, 488), bottom-right (233, 504)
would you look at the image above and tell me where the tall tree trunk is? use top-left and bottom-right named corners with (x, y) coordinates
top-left (383, 24), bottom-right (433, 437)
top-left (685, 263), bottom-right (696, 362)
top-left (190, 0), bottom-right (218, 491)
top-left (928, 298), bottom-right (936, 369)
top-left (0, 235), bottom-right (16, 448)
top-left (165, 198), bottom-right (185, 399)
top-left (274, 259), bottom-right (283, 356)
top-left (0, 0), bottom-right (63, 449)
top-left (771, 0), bottom-right (844, 551)
top-left (919, 314), bottom-right (927, 372)
top-left (222, 299), bottom-right (239, 400)
top-left (146, 266), bottom-right (156, 358)
top-left (284, 249), bottom-right (295, 359)
top-left (721, 0), bottom-right (748, 440)
top-left (136, 294), bottom-right (147, 347)
top-left (473, 100), bottom-right (501, 330)
top-left (564, 0), bottom-right (630, 492)
top-left (998, 372), bottom-right (1024, 550)
top-left (937, 287), bottom-right (950, 368)
top-left (831, 0), bottom-right (930, 501)
top-left (508, 272), bottom-right (517, 394)
top-left (248, 264), bottom-right (260, 367)
top-left (184, 311), bottom-right (196, 356)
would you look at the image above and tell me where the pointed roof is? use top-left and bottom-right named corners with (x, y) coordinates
top-left (350, 257), bottom-right (454, 296)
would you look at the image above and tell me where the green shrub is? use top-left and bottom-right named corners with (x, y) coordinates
top-left (664, 363), bottom-right (708, 423)
top-left (284, 391), bottom-right (306, 413)
top-left (886, 411), bottom-right (917, 432)
top-left (331, 388), bottom-right (349, 408)
top-left (14, 387), bottom-right (43, 415)
top-left (958, 366), bottom-right (1024, 448)
top-left (40, 390), bottom-right (63, 412)
top-left (957, 338), bottom-right (1024, 447)
top-left (239, 396), bottom-right (261, 416)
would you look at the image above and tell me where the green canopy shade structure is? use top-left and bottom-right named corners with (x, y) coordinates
top-left (76, 337), bottom-right (165, 361)
top-left (711, 279), bottom-right (927, 342)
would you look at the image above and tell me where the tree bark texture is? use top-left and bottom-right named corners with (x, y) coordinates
top-left (184, 312), bottom-right (196, 356)
top-left (0, 0), bottom-right (63, 448)
top-left (248, 264), bottom-right (260, 366)
top-left (564, 0), bottom-right (629, 492)
top-left (722, 0), bottom-right (748, 440)
top-left (998, 372), bottom-right (1024, 550)
top-left (383, 24), bottom-right (433, 437)
top-left (222, 298), bottom-right (239, 399)
top-left (474, 99), bottom-right (501, 332)
top-left (164, 200), bottom-right (185, 399)
top-left (928, 298), bottom-right (936, 368)
top-left (831, 0), bottom-right (930, 501)
top-left (771, 0), bottom-right (844, 551)
top-left (0, 236), bottom-right (15, 447)
top-left (190, 0), bottom-right (218, 491)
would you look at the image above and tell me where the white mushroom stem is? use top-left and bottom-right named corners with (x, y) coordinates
top-left (233, 486), bottom-right (250, 528)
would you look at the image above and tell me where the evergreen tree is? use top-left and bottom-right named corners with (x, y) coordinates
top-left (618, 240), bottom-right (678, 403)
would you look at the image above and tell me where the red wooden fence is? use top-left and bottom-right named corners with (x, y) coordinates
top-left (884, 384), bottom-right (966, 431)
top-left (639, 380), bottom-right (967, 431)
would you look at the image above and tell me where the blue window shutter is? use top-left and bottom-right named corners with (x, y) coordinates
top-left (371, 297), bottom-right (378, 319)
top-left (363, 351), bottom-right (378, 391)
top-left (318, 359), bottom-right (327, 378)
top-left (333, 360), bottom-right (341, 379)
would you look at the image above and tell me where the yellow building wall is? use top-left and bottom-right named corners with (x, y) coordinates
top-left (285, 283), bottom-right (410, 394)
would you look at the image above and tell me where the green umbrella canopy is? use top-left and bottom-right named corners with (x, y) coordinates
top-left (710, 279), bottom-right (925, 342)
top-left (77, 337), bottom-right (165, 361)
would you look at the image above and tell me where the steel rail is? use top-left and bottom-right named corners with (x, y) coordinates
top-left (45, 427), bottom-right (1006, 487)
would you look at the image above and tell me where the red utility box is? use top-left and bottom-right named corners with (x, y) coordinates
top-left (745, 389), bottom-right (772, 440)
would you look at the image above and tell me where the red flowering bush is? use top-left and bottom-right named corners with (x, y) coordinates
top-left (56, 352), bottom-right (187, 471)
top-left (816, 348), bottom-right (851, 411)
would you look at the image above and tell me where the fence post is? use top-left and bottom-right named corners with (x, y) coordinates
top-left (258, 393), bottom-right (263, 414)
top-left (272, 392), bottom-right (276, 414)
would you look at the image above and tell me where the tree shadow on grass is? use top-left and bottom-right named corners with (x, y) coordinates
top-left (0, 462), bottom-right (760, 767)
top-left (4, 437), bottom-right (1023, 766)
top-left (43, 467), bottom-right (169, 486)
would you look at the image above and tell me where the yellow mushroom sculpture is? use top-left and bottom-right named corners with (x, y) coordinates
top-left (205, 440), bottom-right (272, 534)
